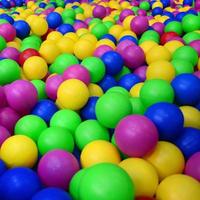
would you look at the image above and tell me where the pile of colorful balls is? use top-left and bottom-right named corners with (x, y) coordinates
top-left (0, 0), bottom-right (200, 199)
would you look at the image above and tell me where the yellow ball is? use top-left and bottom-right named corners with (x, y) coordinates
top-left (46, 31), bottom-right (63, 42)
top-left (130, 83), bottom-right (144, 97)
top-left (146, 45), bottom-right (171, 64)
top-left (156, 174), bottom-right (200, 200)
top-left (180, 106), bottom-right (200, 129)
top-left (57, 79), bottom-right (89, 110)
top-left (152, 2), bottom-right (163, 9)
top-left (26, 14), bottom-right (37, 24)
top-left (123, 15), bottom-right (134, 30)
top-left (64, 32), bottom-right (79, 42)
top-left (96, 39), bottom-right (116, 49)
top-left (23, 56), bottom-right (48, 80)
top-left (76, 28), bottom-right (89, 37)
top-left (54, 7), bottom-right (64, 14)
top-left (88, 83), bottom-right (104, 97)
top-left (7, 42), bottom-right (20, 50)
top-left (102, 16), bottom-right (115, 23)
top-left (81, 140), bottom-right (121, 168)
top-left (0, 135), bottom-right (38, 168)
top-left (119, 158), bottom-right (158, 197)
top-left (74, 39), bottom-right (95, 60)
top-left (145, 141), bottom-right (185, 181)
top-left (139, 40), bottom-right (158, 54)
top-left (76, 13), bottom-right (85, 20)
top-left (120, 1), bottom-right (130, 9)
top-left (57, 37), bottom-right (75, 54)
top-left (164, 40), bottom-right (184, 54)
top-left (146, 60), bottom-right (176, 82)
top-left (198, 58), bottom-right (200, 70)
top-left (109, 25), bottom-right (124, 40)
top-left (149, 19), bottom-right (158, 26)
top-left (39, 42), bottom-right (60, 64)
top-left (80, 33), bottom-right (97, 44)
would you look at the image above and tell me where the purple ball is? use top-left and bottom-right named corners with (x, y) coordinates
top-left (167, 36), bottom-right (185, 44)
top-left (0, 23), bottom-right (16, 42)
top-left (121, 45), bottom-right (145, 69)
top-left (195, 0), bottom-right (200, 9)
top-left (45, 74), bottom-right (63, 100)
top-left (0, 107), bottom-right (20, 133)
top-left (93, 5), bottom-right (106, 19)
top-left (194, 71), bottom-right (200, 79)
top-left (63, 64), bottom-right (90, 85)
top-left (5, 80), bottom-right (38, 115)
top-left (0, 125), bottom-right (10, 146)
top-left (130, 16), bottom-right (149, 35)
top-left (116, 40), bottom-right (136, 55)
top-left (0, 47), bottom-right (20, 62)
top-left (133, 65), bottom-right (147, 81)
top-left (152, 22), bottom-right (164, 35)
top-left (137, 9), bottom-right (147, 16)
top-left (85, 18), bottom-right (92, 25)
top-left (93, 45), bottom-right (113, 57)
top-left (185, 152), bottom-right (200, 181)
top-left (115, 115), bottom-right (159, 157)
top-left (119, 9), bottom-right (134, 22)
top-left (0, 86), bottom-right (7, 108)
top-left (73, 21), bottom-right (87, 31)
top-left (189, 40), bottom-right (200, 56)
top-left (38, 150), bottom-right (80, 190)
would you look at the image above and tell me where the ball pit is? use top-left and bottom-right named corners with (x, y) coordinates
top-left (0, 0), bottom-right (200, 199)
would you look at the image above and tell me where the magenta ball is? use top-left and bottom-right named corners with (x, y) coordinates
top-left (137, 9), bottom-right (147, 16)
top-left (0, 107), bottom-right (20, 133)
top-left (4, 80), bottom-right (38, 115)
top-left (93, 5), bottom-right (106, 19)
top-left (73, 22), bottom-right (87, 31)
top-left (130, 16), bottom-right (149, 35)
top-left (38, 150), bottom-right (80, 190)
top-left (93, 45), bottom-right (113, 57)
top-left (116, 40), bottom-right (136, 55)
top-left (119, 9), bottom-right (134, 22)
top-left (167, 36), bottom-right (185, 44)
top-left (152, 22), bottom-right (164, 35)
top-left (185, 152), bottom-right (200, 181)
top-left (45, 74), bottom-right (63, 100)
top-left (133, 65), bottom-right (147, 81)
top-left (0, 125), bottom-right (10, 146)
top-left (0, 47), bottom-right (20, 62)
top-left (195, 0), bottom-right (200, 9)
top-left (189, 40), bottom-right (200, 56)
top-left (0, 86), bottom-right (7, 108)
top-left (0, 23), bottom-right (16, 42)
top-left (194, 71), bottom-right (200, 79)
top-left (115, 115), bottom-right (159, 157)
top-left (121, 45), bottom-right (145, 69)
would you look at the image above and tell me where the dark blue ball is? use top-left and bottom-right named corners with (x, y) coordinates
top-left (101, 51), bottom-right (124, 76)
top-left (31, 100), bottom-right (58, 124)
top-left (0, 167), bottom-right (41, 200)
top-left (196, 101), bottom-right (200, 110)
top-left (47, 12), bottom-right (63, 29)
top-left (175, 128), bottom-right (200, 159)
top-left (0, 14), bottom-right (14, 24)
top-left (1, 0), bottom-right (11, 8)
top-left (0, 160), bottom-right (6, 176)
top-left (119, 36), bottom-right (138, 44)
top-left (161, 0), bottom-right (170, 7)
top-left (183, 0), bottom-right (194, 6)
top-left (101, 34), bottom-right (117, 45)
top-left (152, 7), bottom-right (163, 16)
top-left (32, 188), bottom-right (72, 200)
top-left (39, 2), bottom-right (46, 8)
top-left (162, 11), bottom-right (174, 19)
top-left (57, 24), bottom-right (75, 34)
top-left (81, 97), bottom-right (98, 120)
top-left (164, 19), bottom-right (176, 25)
top-left (15, 0), bottom-right (24, 7)
top-left (175, 12), bottom-right (187, 21)
top-left (186, 10), bottom-right (198, 16)
top-left (98, 75), bottom-right (117, 92)
top-left (145, 102), bottom-right (184, 141)
top-left (13, 20), bottom-right (30, 39)
top-left (171, 74), bottom-right (200, 106)
top-left (118, 74), bottom-right (141, 90)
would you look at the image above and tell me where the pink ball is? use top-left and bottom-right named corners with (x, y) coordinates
top-left (45, 74), bottom-right (63, 100)
top-left (63, 64), bottom-right (90, 85)
top-left (0, 86), bottom-right (7, 108)
top-left (93, 5), bottom-right (106, 19)
top-left (85, 18), bottom-right (92, 25)
top-left (185, 152), bottom-right (200, 181)
top-left (4, 80), bottom-right (38, 115)
top-left (130, 16), bottom-right (149, 35)
top-left (152, 22), bottom-right (164, 35)
top-left (134, 65), bottom-right (147, 81)
top-left (38, 150), bottom-right (80, 190)
top-left (73, 21), bottom-right (87, 31)
top-left (121, 45), bottom-right (145, 69)
top-left (195, 0), bottom-right (200, 9)
top-left (0, 107), bottom-right (20, 133)
top-left (194, 71), bottom-right (200, 79)
top-left (116, 40), bottom-right (136, 55)
top-left (0, 47), bottom-right (20, 62)
top-left (119, 9), bottom-right (134, 22)
top-left (0, 125), bottom-right (10, 146)
top-left (137, 9), bottom-right (147, 16)
top-left (189, 40), bottom-right (200, 56)
top-left (115, 115), bottom-right (159, 157)
top-left (93, 45), bottom-right (113, 57)
top-left (0, 23), bottom-right (16, 42)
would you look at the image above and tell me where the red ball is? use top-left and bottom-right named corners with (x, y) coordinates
top-left (19, 48), bottom-right (40, 66)
top-left (41, 28), bottom-right (53, 41)
top-left (160, 32), bottom-right (179, 45)
top-left (136, 197), bottom-right (155, 200)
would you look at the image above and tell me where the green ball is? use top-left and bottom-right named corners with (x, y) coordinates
top-left (171, 59), bottom-right (194, 75)
top-left (23, 35), bottom-right (42, 45)
top-left (103, 21), bottom-right (114, 29)
top-left (139, 1), bottom-right (150, 11)
top-left (95, 92), bottom-right (132, 128)
top-left (172, 46), bottom-right (198, 66)
top-left (113, 15), bottom-right (119, 22)
top-left (0, 59), bottom-right (21, 85)
top-left (130, 97), bottom-right (146, 115)
top-left (79, 163), bottom-right (134, 200)
top-left (132, 6), bottom-right (139, 14)
top-left (81, 57), bottom-right (105, 83)
top-left (38, 127), bottom-right (74, 155)
top-left (14, 115), bottom-right (47, 142)
top-left (141, 30), bottom-right (160, 41)
top-left (182, 14), bottom-right (200, 33)
top-left (31, 80), bottom-right (47, 100)
top-left (139, 36), bottom-right (160, 45)
top-left (89, 18), bottom-right (102, 26)
top-left (20, 42), bottom-right (40, 52)
top-left (75, 120), bottom-right (110, 150)
top-left (183, 32), bottom-right (200, 44)
top-left (115, 66), bottom-right (131, 81)
top-left (62, 17), bottom-right (74, 25)
top-left (50, 109), bottom-right (81, 134)
top-left (106, 86), bottom-right (130, 98)
top-left (49, 53), bottom-right (79, 74)
top-left (0, 36), bottom-right (6, 51)
top-left (91, 23), bottom-right (108, 39)
top-left (140, 79), bottom-right (174, 107)
top-left (62, 9), bottom-right (76, 20)
top-left (164, 21), bottom-right (183, 36)
top-left (0, 19), bottom-right (8, 25)
top-left (74, 7), bottom-right (84, 14)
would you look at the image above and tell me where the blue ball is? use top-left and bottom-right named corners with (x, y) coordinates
top-left (13, 20), bottom-right (30, 39)
top-left (39, 2), bottom-right (46, 8)
top-left (101, 34), bottom-right (117, 45)
top-left (145, 102), bottom-right (184, 141)
top-left (0, 160), bottom-right (6, 176)
top-left (15, 0), bottom-right (24, 7)
top-left (152, 7), bottom-right (163, 16)
top-left (171, 74), bottom-right (200, 106)
top-left (162, 11), bottom-right (174, 19)
top-left (1, 0), bottom-right (11, 8)
top-left (31, 100), bottom-right (58, 123)
top-left (118, 74), bottom-right (141, 90)
top-left (175, 128), bottom-right (200, 159)
top-left (161, 0), bottom-right (170, 7)
top-left (0, 167), bottom-right (41, 200)
top-left (81, 97), bottom-right (98, 120)
top-left (119, 36), bottom-right (138, 44)
top-left (186, 10), bottom-right (198, 16)
top-left (0, 14), bottom-right (14, 24)
top-left (46, 12), bottom-right (63, 29)
top-left (101, 51), bottom-right (124, 76)
top-left (98, 75), bottom-right (117, 92)
top-left (175, 12), bottom-right (186, 21)
top-left (57, 24), bottom-right (75, 34)
top-left (32, 188), bottom-right (72, 200)
top-left (164, 19), bottom-right (176, 25)
top-left (196, 101), bottom-right (200, 110)
top-left (183, 0), bottom-right (193, 6)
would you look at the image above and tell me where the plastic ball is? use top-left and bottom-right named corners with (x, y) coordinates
top-left (0, 47), bottom-right (20, 62)
top-left (139, 1), bottom-right (150, 11)
top-left (93, 45), bottom-right (113, 57)
top-left (171, 59), bottom-right (194, 75)
top-left (47, 12), bottom-right (62, 29)
top-left (98, 75), bottom-right (117, 92)
top-left (0, 126), bottom-right (10, 147)
top-left (119, 9), bottom-right (134, 22)
top-left (93, 5), bottom-right (106, 19)
top-left (182, 14), bottom-right (200, 33)
top-left (38, 149), bottom-right (79, 189)
top-left (91, 23), bottom-right (108, 39)
top-left (164, 40), bottom-right (184, 54)
top-left (160, 32), bottom-right (179, 45)
top-left (130, 97), bottom-right (146, 115)
top-left (88, 83), bottom-right (103, 97)
top-left (57, 79), bottom-right (89, 111)
top-left (0, 23), bottom-right (16, 42)
top-left (0, 135), bottom-right (38, 168)
top-left (57, 37), bottom-right (74, 54)
top-left (183, 32), bottom-right (200, 45)
top-left (0, 35), bottom-right (6, 51)
top-left (31, 80), bottom-right (47, 100)
top-left (133, 66), bottom-right (147, 81)
top-left (156, 174), bottom-right (200, 200)
top-left (119, 158), bottom-right (158, 197)
top-left (13, 20), bottom-right (30, 39)
top-left (29, 17), bottom-right (48, 36)
top-left (57, 24), bottom-right (75, 34)
top-left (130, 16), bottom-right (149, 35)
top-left (0, 167), bottom-right (41, 200)
top-left (47, 31), bottom-right (63, 42)
top-left (0, 159), bottom-right (7, 176)
top-left (139, 40), bottom-right (158, 54)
